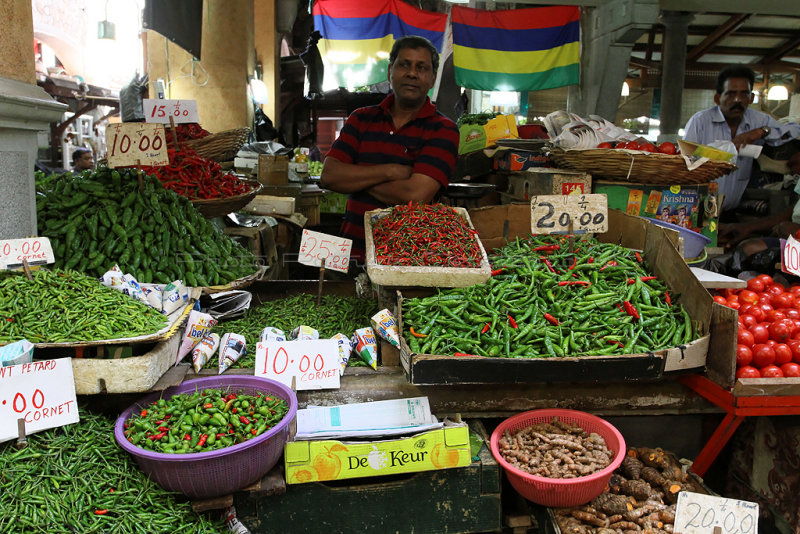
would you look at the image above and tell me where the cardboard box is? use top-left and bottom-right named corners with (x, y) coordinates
top-left (364, 207), bottom-right (492, 288)
top-left (395, 207), bottom-right (733, 385)
top-left (505, 168), bottom-right (592, 201)
top-left (284, 423), bottom-right (471, 483)
top-left (458, 114), bottom-right (519, 155)
top-left (494, 149), bottom-right (553, 171)
top-left (593, 180), bottom-right (719, 247)
top-left (258, 154), bottom-right (289, 186)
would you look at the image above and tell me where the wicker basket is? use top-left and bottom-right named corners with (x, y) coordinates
top-left (184, 127), bottom-right (251, 162)
top-left (191, 180), bottom-right (262, 218)
top-left (548, 146), bottom-right (737, 185)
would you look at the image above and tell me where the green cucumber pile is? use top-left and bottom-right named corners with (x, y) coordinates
top-left (403, 235), bottom-right (696, 358)
top-left (35, 168), bottom-right (258, 286)
top-left (124, 388), bottom-right (289, 454)
top-left (0, 269), bottom-right (167, 344)
top-left (0, 410), bottom-right (224, 533)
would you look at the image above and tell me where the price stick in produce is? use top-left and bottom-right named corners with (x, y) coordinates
top-left (0, 358), bottom-right (79, 444)
top-left (106, 122), bottom-right (169, 168)
top-left (674, 492), bottom-right (758, 534)
top-left (254, 339), bottom-right (340, 391)
top-left (0, 237), bottom-right (54, 271)
top-left (530, 194), bottom-right (608, 235)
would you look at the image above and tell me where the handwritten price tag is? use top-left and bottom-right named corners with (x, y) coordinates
top-left (106, 123), bottom-right (169, 167)
top-left (255, 340), bottom-right (340, 391)
top-left (143, 99), bottom-right (200, 124)
top-left (0, 358), bottom-right (79, 443)
top-left (781, 236), bottom-right (800, 277)
top-left (530, 194), bottom-right (608, 234)
top-left (674, 492), bottom-right (758, 534)
top-left (0, 237), bottom-right (54, 270)
top-left (298, 230), bottom-right (352, 273)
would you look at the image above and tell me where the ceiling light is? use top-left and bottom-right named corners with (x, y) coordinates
top-left (97, 1), bottom-right (115, 40)
top-left (621, 82), bottom-right (630, 97)
top-left (767, 85), bottom-right (789, 101)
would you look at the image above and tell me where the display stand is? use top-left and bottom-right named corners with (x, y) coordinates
top-left (678, 374), bottom-right (800, 476)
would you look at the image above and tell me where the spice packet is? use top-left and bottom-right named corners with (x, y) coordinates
top-left (370, 309), bottom-right (400, 347)
top-left (0, 339), bottom-right (34, 367)
top-left (290, 325), bottom-right (319, 341)
top-left (140, 285), bottom-right (163, 312)
top-left (191, 333), bottom-right (220, 373)
top-left (331, 333), bottom-right (352, 376)
top-left (260, 327), bottom-right (286, 343)
top-left (176, 310), bottom-right (217, 365)
top-left (351, 327), bottom-right (378, 370)
top-left (162, 280), bottom-right (188, 315)
top-left (219, 333), bottom-right (247, 374)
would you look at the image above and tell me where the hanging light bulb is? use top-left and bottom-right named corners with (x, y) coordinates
top-left (621, 82), bottom-right (630, 97)
top-left (97, 0), bottom-right (115, 40)
top-left (767, 85), bottom-right (789, 101)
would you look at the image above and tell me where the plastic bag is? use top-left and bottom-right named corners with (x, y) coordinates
top-left (119, 73), bottom-right (149, 122)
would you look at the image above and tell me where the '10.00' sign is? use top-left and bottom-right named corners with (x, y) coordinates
top-left (530, 194), bottom-right (608, 234)
top-left (106, 123), bottom-right (169, 167)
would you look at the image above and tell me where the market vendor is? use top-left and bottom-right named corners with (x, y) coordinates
top-left (682, 65), bottom-right (800, 214)
top-left (71, 147), bottom-right (94, 173)
top-left (319, 35), bottom-right (459, 263)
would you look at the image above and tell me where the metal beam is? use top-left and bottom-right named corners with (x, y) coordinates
top-left (633, 43), bottom-right (800, 59)
top-left (686, 13), bottom-right (750, 62)
top-left (658, 0), bottom-right (800, 16)
top-left (760, 32), bottom-right (800, 64)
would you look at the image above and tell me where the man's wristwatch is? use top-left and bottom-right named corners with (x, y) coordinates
top-left (761, 126), bottom-right (771, 138)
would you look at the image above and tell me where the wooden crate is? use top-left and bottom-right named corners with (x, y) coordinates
top-left (235, 430), bottom-right (501, 534)
top-left (296, 194), bottom-right (321, 226)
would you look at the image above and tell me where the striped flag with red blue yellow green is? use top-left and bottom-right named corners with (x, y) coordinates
top-left (451, 5), bottom-right (580, 92)
top-left (312, 0), bottom-right (447, 89)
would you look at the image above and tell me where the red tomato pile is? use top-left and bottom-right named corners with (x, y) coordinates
top-left (716, 274), bottom-right (800, 379)
top-left (595, 141), bottom-right (677, 154)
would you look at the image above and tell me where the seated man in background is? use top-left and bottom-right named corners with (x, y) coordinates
top-left (71, 147), bottom-right (94, 173)
top-left (320, 36), bottom-right (459, 264)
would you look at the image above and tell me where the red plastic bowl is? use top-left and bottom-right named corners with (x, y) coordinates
top-left (114, 376), bottom-right (297, 499)
top-left (490, 409), bottom-right (626, 507)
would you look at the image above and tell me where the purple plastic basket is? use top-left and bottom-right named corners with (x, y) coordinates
top-left (114, 376), bottom-right (297, 499)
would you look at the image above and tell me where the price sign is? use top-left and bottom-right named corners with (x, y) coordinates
top-left (143, 99), bottom-right (200, 124)
top-left (781, 236), bottom-right (800, 276)
top-left (255, 339), bottom-right (340, 391)
top-left (674, 491), bottom-right (758, 534)
top-left (106, 123), bottom-right (169, 167)
top-left (530, 194), bottom-right (608, 234)
top-left (0, 237), bottom-right (54, 270)
top-left (0, 358), bottom-right (79, 443)
top-left (298, 230), bottom-right (352, 273)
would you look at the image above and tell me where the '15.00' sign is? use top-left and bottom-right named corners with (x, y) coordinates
top-left (106, 123), bottom-right (169, 167)
top-left (143, 99), bottom-right (200, 125)
top-left (530, 194), bottom-right (608, 235)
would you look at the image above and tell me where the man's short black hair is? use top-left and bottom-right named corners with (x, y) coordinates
top-left (72, 147), bottom-right (92, 163)
top-left (389, 36), bottom-right (439, 76)
top-left (716, 65), bottom-right (755, 94)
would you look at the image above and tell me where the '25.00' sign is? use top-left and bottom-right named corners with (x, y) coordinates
top-left (106, 123), bottom-right (169, 167)
top-left (530, 194), bottom-right (608, 235)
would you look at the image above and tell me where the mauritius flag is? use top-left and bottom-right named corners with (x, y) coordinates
top-left (451, 5), bottom-right (580, 92)
top-left (312, 0), bottom-right (447, 89)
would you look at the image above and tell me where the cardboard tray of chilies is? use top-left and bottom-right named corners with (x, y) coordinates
top-left (395, 207), bottom-right (737, 386)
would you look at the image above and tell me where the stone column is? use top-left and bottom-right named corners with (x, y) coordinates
top-left (658, 11), bottom-right (693, 142)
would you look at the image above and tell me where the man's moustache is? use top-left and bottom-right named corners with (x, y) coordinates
top-left (731, 104), bottom-right (745, 111)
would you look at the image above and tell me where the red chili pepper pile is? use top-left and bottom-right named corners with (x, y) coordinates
top-left (170, 123), bottom-right (210, 143)
top-left (372, 203), bottom-right (483, 268)
top-left (141, 145), bottom-right (254, 200)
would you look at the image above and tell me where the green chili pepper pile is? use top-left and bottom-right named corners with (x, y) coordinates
top-left (0, 269), bottom-right (167, 344)
top-left (372, 203), bottom-right (483, 267)
top-left (456, 112), bottom-right (501, 127)
top-left (35, 168), bottom-right (258, 286)
top-left (402, 235), bottom-right (696, 358)
top-left (0, 410), bottom-right (224, 533)
top-left (210, 293), bottom-right (377, 368)
top-left (124, 388), bottom-right (289, 453)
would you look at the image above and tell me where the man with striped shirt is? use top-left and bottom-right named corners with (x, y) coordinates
top-left (320, 36), bottom-right (459, 264)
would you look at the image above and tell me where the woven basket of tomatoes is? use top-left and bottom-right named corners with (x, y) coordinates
top-left (548, 145), bottom-right (737, 185)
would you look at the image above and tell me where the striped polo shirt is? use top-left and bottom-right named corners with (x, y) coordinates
top-left (325, 94), bottom-right (459, 262)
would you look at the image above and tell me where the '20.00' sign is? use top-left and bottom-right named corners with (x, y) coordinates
top-left (530, 194), bottom-right (608, 235)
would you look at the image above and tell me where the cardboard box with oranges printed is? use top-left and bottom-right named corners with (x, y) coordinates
top-left (284, 423), bottom-right (471, 484)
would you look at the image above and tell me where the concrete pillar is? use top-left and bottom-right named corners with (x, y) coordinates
top-left (658, 11), bottom-right (693, 142)
top-left (146, 0), bottom-right (254, 133)
top-left (0, 1), bottom-right (68, 239)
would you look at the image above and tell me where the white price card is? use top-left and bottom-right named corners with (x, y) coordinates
top-left (106, 122), bottom-right (169, 167)
top-left (0, 358), bottom-right (79, 443)
top-left (143, 99), bottom-right (200, 124)
top-left (255, 340), bottom-right (340, 391)
top-left (530, 194), bottom-right (608, 235)
top-left (674, 491), bottom-right (758, 534)
top-left (781, 236), bottom-right (800, 277)
top-left (0, 237), bottom-right (54, 270)
top-left (298, 230), bottom-right (352, 273)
